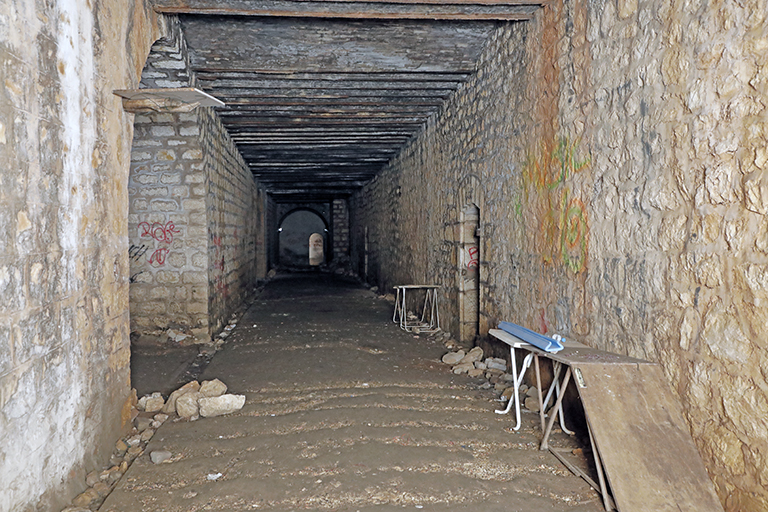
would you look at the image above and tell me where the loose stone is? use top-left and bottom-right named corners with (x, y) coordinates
top-left (134, 416), bottom-right (152, 432)
top-left (467, 368), bottom-right (485, 378)
top-left (441, 350), bottom-right (465, 364)
top-left (125, 446), bottom-right (143, 462)
top-left (524, 395), bottom-right (540, 412)
top-left (72, 488), bottom-right (100, 508)
top-left (115, 439), bottom-right (128, 455)
top-left (459, 346), bottom-right (484, 364)
top-left (176, 391), bottom-right (203, 418)
top-left (200, 378), bottom-right (228, 397)
top-left (150, 450), bottom-right (173, 464)
top-left (198, 394), bottom-right (246, 417)
top-left (140, 428), bottom-right (155, 442)
top-left (526, 386), bottom-right (539, 397)
top-left (485, 358), bottom-right (507, 371)
top-left (452, 362), bottom-right (474, 374)
top-left (138, 392), bottom-right (165, 412)
top-left (85, 470), bottom-right (100, 487)
top-left (126, 434), bottom-right (142, 447)
top-left (163, 380), bottom-right (200, 414)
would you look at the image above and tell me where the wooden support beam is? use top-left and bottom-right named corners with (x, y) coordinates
top-left (154, 0), bottom-right (541, 20)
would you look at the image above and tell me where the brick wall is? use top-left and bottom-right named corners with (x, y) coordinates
top-left (352, 1), bottom-right (768, 508)
top-left (0, 2), bottom-right (162, 510)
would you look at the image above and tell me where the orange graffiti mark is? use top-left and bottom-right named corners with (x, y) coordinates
top-left (518, 136), bottom-right (590, 273)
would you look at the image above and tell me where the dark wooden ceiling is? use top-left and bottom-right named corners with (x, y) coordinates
top-left (152, 1), bottom-right (542, 201)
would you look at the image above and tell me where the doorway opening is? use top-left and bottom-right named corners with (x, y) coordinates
top-left (458, 204), bottom-right (480, 343)
top-left (279, 209), bottom-right (328, 267)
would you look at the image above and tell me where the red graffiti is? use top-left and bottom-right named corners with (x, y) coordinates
top-left (467, 246), bottom-right (479, 269)
top-left (539, 308), bottom-right (548, 335)
top-left (139, 221), bottom-right (180, 244)
top-left (212, 235), bottom-right (222, 248)
top-left (148, 247), bottom-right (170, 265)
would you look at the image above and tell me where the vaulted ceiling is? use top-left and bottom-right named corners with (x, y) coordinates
top-left (151, 1), bottom-right (542, 201)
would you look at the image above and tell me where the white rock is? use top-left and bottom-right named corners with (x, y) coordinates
top-left (486, 358), bottom-right (507, 371)
top-left (474, 361), bottom-right (487, 370)
top-left (150, 450), bottom-right (172, 464)
top-left (137, 392), bottom-right (163, 412)
top-left (198, 394), bottom-right (246, 417)
top-left (200, 378), bottom-right (228, 398)
top-left (176, 391), bottom-right (203, 418)
top-left (163, 381), bottom-right (200, 414)
top-left (441, 350), bottom-right (465, 365)
top-left (525, 396), bottom-right (541, 412)
top-left (167, 329), bottom-right (190, 343)
top-left (451, 362), bottom-right (474, 374)
top-left (459, 346), bottom-right (484, 364)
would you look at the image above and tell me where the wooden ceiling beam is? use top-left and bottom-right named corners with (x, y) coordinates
top-left (154, 0), bottom-right (540, 20)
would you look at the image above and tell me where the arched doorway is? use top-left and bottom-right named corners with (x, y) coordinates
top-left (279, 209), bottom-right (327, 267)
top-left (458, 203), bottom-right (480, 342)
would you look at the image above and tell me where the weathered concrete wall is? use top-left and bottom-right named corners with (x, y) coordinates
top-left (352, 1), bottom-right (768, 508)
top-left (0, 1), bottom-right (162, 510)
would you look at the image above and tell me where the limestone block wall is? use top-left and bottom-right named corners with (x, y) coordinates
top-left (352, 0), bottom-right (768, 508)
top-left (128, 110), bottom-right (209, 343)
top-left (332, 199), bottom-right (351, 263)
top-left (200, 106), bottom-right (264, 335)
top-left (0, 1), bottom-right (161, 510)
top-left (129, 106), bottom-right (265, 343)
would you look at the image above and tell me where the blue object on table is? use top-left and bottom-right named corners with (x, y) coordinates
top-left (498, 321), bottom-right (564, 353)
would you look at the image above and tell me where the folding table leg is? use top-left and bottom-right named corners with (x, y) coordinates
top-left (534, 355), bottom-right (545, 433)
top-left (540, 367), bottom-right (571, 451)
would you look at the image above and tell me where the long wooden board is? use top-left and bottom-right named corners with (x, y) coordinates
top-left (574, 363), bottom-right (723, 512)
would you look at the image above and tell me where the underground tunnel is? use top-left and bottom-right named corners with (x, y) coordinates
top-left (2, 1), bottom-right (767, 511)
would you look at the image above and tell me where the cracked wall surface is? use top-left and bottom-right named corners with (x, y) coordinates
top-left (353, 0), bottom-right (768, 508)
top-left (0, 1), bottom-right (163, 510)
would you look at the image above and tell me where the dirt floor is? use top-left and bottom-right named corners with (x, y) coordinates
top-left (102, 273), bottom-right (604, 511)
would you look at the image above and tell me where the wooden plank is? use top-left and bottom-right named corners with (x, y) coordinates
top-left (574, 364), bottom-right (724, 512)
top-left (113, 87), bottom-right (225, 108)
top-left (154, 0), bottom-right (540, 20)
top-left (181, 17), bottom-right (495, 73)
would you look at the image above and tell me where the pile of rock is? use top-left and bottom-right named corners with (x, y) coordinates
top-left (61, 379), bottom-right (245, 512)
top-left (440, 345), bottom-right (542, 413)
top-left (161, 378), bottom-right (246, 420)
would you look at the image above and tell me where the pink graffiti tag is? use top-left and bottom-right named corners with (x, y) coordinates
top-left (148, 247), bottom-right (170, 265)
top-left (138, 221), bottom-right (180, 244)
top-left (467, 246), bottom-right (479, 269)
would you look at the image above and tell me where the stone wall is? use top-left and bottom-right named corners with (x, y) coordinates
top-left (201, 106), bottom-right (263, 335)
top-left (129, 109), bottom-right (209, 343)
top-left (0, 1), bottom-right (162, 510)
top-left (332, 199), bottom-right (350, 264)
top-left (129, 107), bottom-right (265, 344)
top-left (352, 1), bottom-right (768, 508)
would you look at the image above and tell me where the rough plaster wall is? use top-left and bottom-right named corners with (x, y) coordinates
top-left (0, 1), bottom-right (160, 510)
top-left (201, 106), bottom-right (263, 335)
top-left (353, 1), bottom-right (768, 508)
